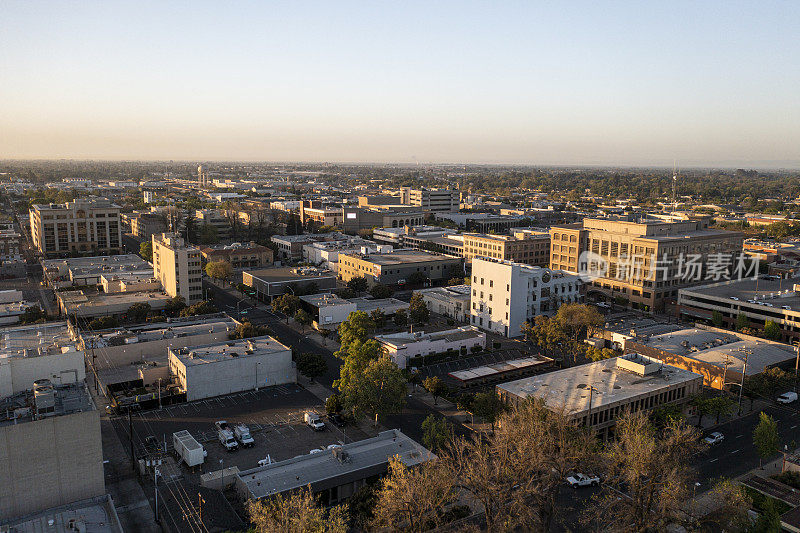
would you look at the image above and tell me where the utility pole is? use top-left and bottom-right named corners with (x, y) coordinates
top-left (157, 378), bottom-right (162, 410)
top-left (795, 342), bottom-right (799, 393)
top-left (738, 351), bottom-right (749, 415)
top-left (128, 407), bottom-right (136, 470)
top-left (587, 386), bottom-right (597, 431)
top-left (154, 467), bottom-right (160, 523)
top-left (90, 338), bottom-right (97, 392)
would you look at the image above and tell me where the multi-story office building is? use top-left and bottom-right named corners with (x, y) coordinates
top-left (200, 241), bottom-right (273, 269)
top-left (152, 233), bottom-right (203, 303)
top-left (129, 213), bottom-right (167, 239)
top-left (549, 214), bottom-right (744, 311)
top-left (470, 257), bottom-right (583, 337)
top-left (497, 353), bottom-right (702, 439)
top-left (399, 187), bottom-right (460, 213)
top-left (338, 249), bottom-right (463, 286)
top-left (0, 380), bottom-right (105, 520)
top-left (195, 209), bottom-right (232, 241)
top-left (29, 198), bottom-right (122, 257)
top-left (462, 229), bottom-right (550, 266)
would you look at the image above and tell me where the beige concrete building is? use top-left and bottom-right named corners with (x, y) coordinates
top-left (0, 381), bottom-right (105, 520)
top-left (338, 249), bottom-right (463, 286)
top-left (152, 233), bottom-right (203, 303)
top-left (29, 198), bottom-right (122, 257)
top-left (462, 229), bottom-right (550, 266)
top-left (550, 215), bottom-right (744, 311)
top-left (399, 187), bottom-right (460, 213)
top-left (200, 242), bottom-right (273, 269)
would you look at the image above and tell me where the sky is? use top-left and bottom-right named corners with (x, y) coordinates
top-left (1, 1), bottom-right (799, 167)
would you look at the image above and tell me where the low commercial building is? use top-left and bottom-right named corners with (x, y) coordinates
top-left (42, 254), bottom-right (153, 288)
top-left (375, 326), bottom-right (486, 369)
top-left (200, 241), bottom-right (273, 269)
top-left (415, 285), bottom-right (472, 322)
top-left (0, 381), bottom-right (105, 520)
top-left (243, 266), bottom-right (337, 300)
top-left (470, 257), bottom-right (584, 338)
top-left (497, 353), bottom-right (703, 439)
top-left (302, 239), bottom-right (391, 273)
top-left (402, 234), bottom-right (464, 257)
top-left (299, 294), bottom-right (409, 330)
top-left (623, 326), bottom-right (798, 389)
top-left (271, 233), bottom-right (350, 261)
top-left (678, 278), bottom-right (800, 342)
top-left (340, 206), bottom-right (425, 234)
top-left (235, 429), bottom-right (433, 506)
top-left (435, 212), bottom-right (526, 233)
top-left (338, 249), bottom-right (463, 287)
top-left (0, 322), bottom-right (85, 397)
top-left (57, 288), bottom-right (171, 319)
top-left (0, 494), bottom-right (123, 533)
top-left (372, 225), bottom-right (456, 246)
top-left (448, 355), bottom-right (553, 389)
top-left (168, 335), bottom-right (295, 401)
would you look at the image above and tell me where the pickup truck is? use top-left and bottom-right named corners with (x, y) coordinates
top-left (234, 423), bottom-right (255, 448)
top-left (215, 420), bottom-right (239, 452)
top-left (778, 392), bottom-right (798, 404)
top-left (304, 411), bottom-right (325, 431)
top-left (566, 473), bottom-right (601, 488)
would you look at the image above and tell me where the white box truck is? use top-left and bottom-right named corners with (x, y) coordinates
top-left (304, 411), bottom-right (325, 431)
top-left (234, 423), bottom-right (255, 448)
top-left (215, 420), bottom-right (239, 451)
top-left (173, 430), bottom-right (206, 467)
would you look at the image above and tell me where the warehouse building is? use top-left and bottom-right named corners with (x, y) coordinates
top-left (168, 335), bottom-right (296, 401)
top-left (243, 266), bottom-right (337, 300)
top-left (235, 429), bottom-right (433, 506)
top-left (497, 353), bottom-right (703, 439)
top-left (375, 326), bottom-right (487, 369)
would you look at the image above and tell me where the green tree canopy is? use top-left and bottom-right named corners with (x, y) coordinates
top-left (297, 352), bottom-right (327, 382)
top-left (753, 411), bottom-right (780, 467)
top-left (205, 260), bottom-right (233, 281)
top-left (408, 293), bottom-right (430, 324)
top-left (139, 241), bottom-right (153, 262)
top-left (347, 276), bottom-right (369, 294)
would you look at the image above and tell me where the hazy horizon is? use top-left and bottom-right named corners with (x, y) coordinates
top-left (2, 1), bottom-right (798, 168)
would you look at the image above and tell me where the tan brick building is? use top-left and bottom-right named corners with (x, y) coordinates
top-left (29, 198), bottom-right (122, 257)
top-left (338, 250), bottom-right (463, 286)
top-left (549, 215), bottom-right (744, 311)
top-left (462, 229), bottom-right (550, 266)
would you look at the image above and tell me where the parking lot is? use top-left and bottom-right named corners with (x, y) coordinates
top-left (111, 383), bottom-right (373, 478)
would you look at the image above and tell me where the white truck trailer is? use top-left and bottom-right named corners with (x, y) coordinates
top-left (173, 430), bottom-right (206, 467)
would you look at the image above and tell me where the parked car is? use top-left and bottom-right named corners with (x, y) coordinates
top-left (566, 473), bottom-right (601, 488)
top-left (703, 432), bottom-right (724, 445)
top-left (327, 413), bottom-right (346, 427)
top-left (778, 392), bottom-right (798, 404)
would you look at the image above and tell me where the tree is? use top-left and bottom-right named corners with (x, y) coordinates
top-left (650, 403), bottom-right (685, 429)
top-left (447, 277), bottom-right (464, 286)
top-left (370, 283), bottom-right (394, 299)
top-left (325, 393), bottom-right (342, 414)
top-left (319, 328), bottom-right (331, 346)
top-left (472, 391), bottom-right (505, 432)
top-left (703, 479), bottom-right (753, 532)
top-left (408, 293), bottom-right (430, 324)
top-left (335, 311), bottom-right (375, 355)
top-left (294, 309), bottom-right (312, 332)
top-left (164, 295), bottom-right (186, 316)
top-left (334, 339), bottom-right (384, 404)
top-left (736, 313), bottom-right (750, 331)
top-left (764, 320), bottom-right (782, 340)
top-left (584, 411), bottom-right (702, 532)
top-left (127, 302), bottom-right (151, 322)
top-left (421, 414), bottom-right (451, 452)
top-left (180, 300), bottom-right (216, 317)
top-left (692, 395), bottom-right (713, 427)
top-left (347, 276), bottom-right (369, 294)
top-left (229, 321), bottom-right (271, 339)
top-left (423, 375), bottom-right (446, 405)
top-left (344, 355), bottom-right (406, 426)
top-left (369, 308), bottom-right (386, 329)
top-left (753, 411), bottom-right (779, 467)
top-left (205, 260), bottom-right (232, 282)
top-left (752, 496), bottom-right (782, 533)
top-left (19, 305), bottom-right (45, 325)
top-left (247, 485), bottom-right (347, 533)
top-left (297, 352), bottom-right (327, 382)
top-left (394, 309), bottom-right (408, 327)
top-left (272, 294), bottom-right (300, 322)
top-left (707, 395), bottom-right (736, 424)
top-left (139, 241), bottom-right (153, 262)
top-left (371, 456), bottom-right (456, 533)
top-left (712, 310), bottom-right (724, 327)
top-left (407, 271), bottom-right (428, 286)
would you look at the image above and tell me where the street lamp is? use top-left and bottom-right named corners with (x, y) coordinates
top-left (586, 385), bottom-right (599, 432)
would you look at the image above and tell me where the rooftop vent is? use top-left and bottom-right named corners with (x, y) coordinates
top-left (616, 353), bottom-right (662, 376)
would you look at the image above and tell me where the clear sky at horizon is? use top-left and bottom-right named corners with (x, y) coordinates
top-left (1, 1), bottom-right (798, 167)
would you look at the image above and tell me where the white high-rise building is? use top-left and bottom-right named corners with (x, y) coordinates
top-left (152, 233), bottom-right (203, 303)
top-left (469, 257), bottom-right (583, 337)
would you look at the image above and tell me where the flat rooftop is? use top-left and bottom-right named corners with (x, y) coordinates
top-left (171, 335), bottom-right (290, 366)
top-left (603, 313), bottom-right (686, 339)
top-left (237, 429), bottom-right (433, 500)
top-left (682, 278), bottom-right (800, 309)
top-left (0, 322), bottom-right (75, 359)
top-left (0, 382), bottom-right (95, 427)
top-left (300, 293), bottom-right (351, 308)
top-left (245, 267), bottom-right (335, 283)
top-left (59, 289), bottom-right (170, 310)
top-left (376, 326), bottom-right (483, 347)
top-left (417, 285), bottom-right (472, 303)
top-left (1, 495), bottom-right (123, 532)
top-left (345, 250), bottom-right (459, 266)
top-left (43, 254), bottom-right (151, 276)
top-left (85, 317), bottom-right (236, 348)
top-left (450, 355), bottom-right (552, 382)
top-left (353, 297), bottom-right (409, 314)
top-left (497, 357), bottom-right (701, 414)
top-left (638, 327), bottom-right (796, 375)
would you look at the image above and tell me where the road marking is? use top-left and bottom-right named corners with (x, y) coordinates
top-left (792, 425), bottom-right (798, 430)
top-left (709, 458), bottom-right (719, 463)
top-left (736, 434), bottom-right (744, 438)
top-left (730, 449), bottom-right (741, 454)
